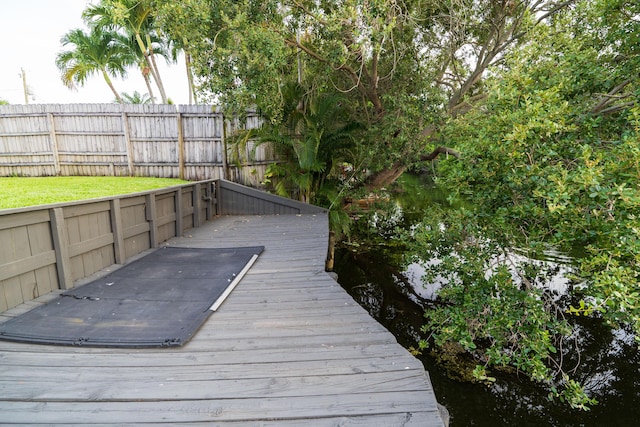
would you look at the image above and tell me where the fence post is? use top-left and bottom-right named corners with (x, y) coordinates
top-left (222, 116), bottom-right (229, 180)
top-left (121, 112), bottom-right (135, 176)
top-left (177, 112), bottom-right (185, 180)
top-left (47, 113), bottom-right (61, 176)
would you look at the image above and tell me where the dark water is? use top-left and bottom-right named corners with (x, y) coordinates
top-left (334, 174), bottom-right (640, 427)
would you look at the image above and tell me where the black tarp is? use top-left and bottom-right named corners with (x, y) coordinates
top-left (0, 246), bottom-right (263, 348)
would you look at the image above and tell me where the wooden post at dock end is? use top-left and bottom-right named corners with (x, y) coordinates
top-left (145, 194), bottom-right (158, 248)
top-left (325, 230), bottom-right (336, 272)
top-left (109, 199), bottom-right (126, 264)
top-left (49, 208), bottom-right (72, 289)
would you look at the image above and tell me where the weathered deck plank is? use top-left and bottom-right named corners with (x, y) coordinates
top-left (0, 214), bottom-right (445, 426)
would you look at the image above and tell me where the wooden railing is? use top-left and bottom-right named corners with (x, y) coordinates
top-left (0, 179), bottom-right (326, 313)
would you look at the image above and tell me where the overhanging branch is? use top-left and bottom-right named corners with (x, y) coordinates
top-left (420, 146), bottom-right (461, 162)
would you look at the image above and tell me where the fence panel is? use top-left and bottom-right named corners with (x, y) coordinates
top-left (0, 104), bottom-right (271, 185)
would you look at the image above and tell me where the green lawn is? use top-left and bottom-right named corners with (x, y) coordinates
top-left (0, 177), bottom-right (189, 210)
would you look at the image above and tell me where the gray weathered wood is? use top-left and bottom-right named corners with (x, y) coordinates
top-left (0, 104), bottom-right (268, 183)
top-left (121, 112), bottom-right (135, 176)
top-left (193, 183), bottom-right (202, 227)
top-left (177, 112), bottom-right (185, 180)
top-left (47, 113), bottom-right (61, 175)
top-left (49, 208), bottom-right (71, 290)
top-left (145, 193), bottom-right (158, 248)
top-left (175, 188), bottom-right (183, 236)
top-left (109, 199), bottom-right (125, 264)
top-left (0, 213), bottom-right (445, 426)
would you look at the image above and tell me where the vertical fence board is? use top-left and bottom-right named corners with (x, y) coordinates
top-left (47, 113), bottom-right (61, 175)
top-left (0, 104), bottom-right (270, 182)
top-left (177, 113), bottom-right (185, 180)
top-left (122, 112), bottom-right (134, 176)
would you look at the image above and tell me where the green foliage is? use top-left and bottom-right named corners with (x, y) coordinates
top-left (80, 0), bottom-right (179, 103)
top-left (409, 206), bottom-right (589, 406)
top-left (149, 0), bottom-right (639, 410)
top-left (120, 91), bottom-right (152, 104)
top-left (227, 83), bottom-right (363, 235)
top-left (56, 26), bottom-right (133, 101)
top-left (408, 0), bottom-right (639, 409)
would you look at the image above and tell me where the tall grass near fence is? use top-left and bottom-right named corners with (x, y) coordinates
top-left (0, 176), bottom-right (188, 209)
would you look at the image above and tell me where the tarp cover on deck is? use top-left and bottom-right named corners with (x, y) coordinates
top-left (0, 246), bottom-right (264, 348)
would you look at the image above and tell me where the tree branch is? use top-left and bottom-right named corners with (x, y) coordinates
top-left (591, 79), bottom-right (632, 114)
top-left (596, 101), bottom-right (636, 116)
top-left (535, 0), bottom-right (579, 24)
top-left (420, 146), bottom-right (461, 162)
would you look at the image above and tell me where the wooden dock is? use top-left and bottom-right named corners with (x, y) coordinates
top-left (0, 213), bottom-right (445, 425)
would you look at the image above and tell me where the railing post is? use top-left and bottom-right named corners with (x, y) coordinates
top-left (175, 188), bottom-right (183, 237)
top-left (49, 208), bottom-right (72, 289)
top-left (213, 180), bottom-right (221, 216)
top-left (110, 199), bottom-right (126, 264)
top-left (202, 181), bottom-right (214, 221)
top-left (193, 183), bottom-right (202, 227)
top-left (145, 194), bottom-right (158, 248)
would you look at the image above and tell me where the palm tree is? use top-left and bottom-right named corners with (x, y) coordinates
top-left (83, 0), bottom-right (171, 103)
top-left (247, 84), bottom-right (361, 204)
top-left (56, 27), bottom-right (132, 103)
top-left (120, 91), bottom-right (152, 104)
top-left (117, 31), bottom-right (171, 104)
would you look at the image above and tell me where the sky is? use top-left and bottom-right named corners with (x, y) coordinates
top-left (0, 0), bottom-right (190, 105)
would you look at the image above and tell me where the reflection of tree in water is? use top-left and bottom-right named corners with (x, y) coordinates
top-left (568, 319), bottom-right (640, 414)
top-left (337, 249), bottom-right (428, 348)
top-left (336, 245), bottom-right (640, 427)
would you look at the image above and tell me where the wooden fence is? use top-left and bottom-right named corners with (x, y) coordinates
top-left (0, 179), bottom-right (326, 313)
top-left (0, 104), bottom-right (271, 186)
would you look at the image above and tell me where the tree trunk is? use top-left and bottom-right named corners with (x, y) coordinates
top-left (135, 33), bottom-right (168, 103)
top-left (149, 50), bottom-right (168, 103)
top-left (366, 162), bottom-right (408, 190)
top-left (141, 67), bottom-right (156, 104)
top-left (366, 146), bottom-right (461, 189)
top-left (102, 70), bottom-right (122, 103)
top-left (185, 51), bottom-right (196, 104)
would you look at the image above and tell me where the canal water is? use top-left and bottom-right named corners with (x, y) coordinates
top-left (334, 174), bottom-right (640, 426)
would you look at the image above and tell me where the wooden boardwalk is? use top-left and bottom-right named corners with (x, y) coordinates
top-left (0, 213), bottom-right (445, 426)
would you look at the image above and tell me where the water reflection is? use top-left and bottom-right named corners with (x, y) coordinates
top-left (336, 246), bottom-right (640, 426)
top-left (334, 174), bottom-right (640, 426)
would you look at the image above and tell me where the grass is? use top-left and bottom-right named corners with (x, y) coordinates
top-left (0, 176), bottom-right (189, 210)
